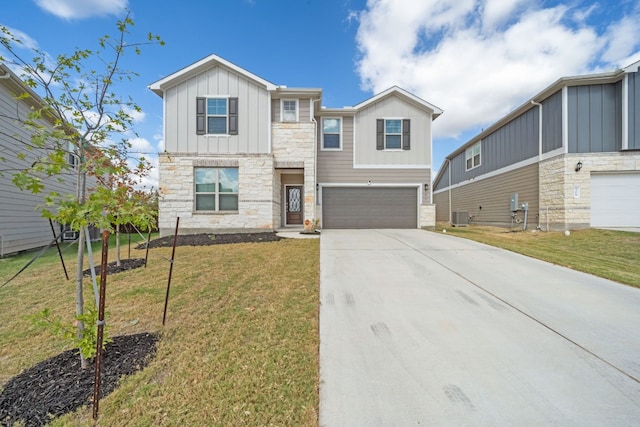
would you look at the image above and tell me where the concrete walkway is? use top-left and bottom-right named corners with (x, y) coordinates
top-left (319, 229), bottom-right (640, 426)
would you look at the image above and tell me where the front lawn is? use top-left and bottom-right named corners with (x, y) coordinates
top-left (435, 225), bottom-right (640, 287)
top-left (0, 235), bottom-right (319, 426)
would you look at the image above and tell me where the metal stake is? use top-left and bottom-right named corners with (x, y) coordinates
top-left (92, 230), bottom-right (109, 420)
top-left (48, 219), bottom-right (69, 280)
top-left (162, 217), bottom-right (179, 326)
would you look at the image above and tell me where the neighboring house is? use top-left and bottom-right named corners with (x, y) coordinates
top-left (433, 60), bottom-right (640, 231)
top-left (0, 64), bottom-right (82, 256)
top-left (149, 54), bottom-right (442, 235)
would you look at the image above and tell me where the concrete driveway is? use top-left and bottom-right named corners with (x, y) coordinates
top-left (319, 229), bottom-right (640, 426)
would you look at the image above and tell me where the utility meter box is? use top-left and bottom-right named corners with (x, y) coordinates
top-left (510, 193), bottom-right (519, 211)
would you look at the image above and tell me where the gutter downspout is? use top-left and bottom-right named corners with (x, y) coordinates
top-left (310, 97), bottom-right (321, 223)
top-left (447, 158), bottom-right (452, 224)
top-left (531, 100), bottom-right (543, 230)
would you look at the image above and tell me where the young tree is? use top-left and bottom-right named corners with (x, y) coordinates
top-left (1, 14), bottom-right (163, 368)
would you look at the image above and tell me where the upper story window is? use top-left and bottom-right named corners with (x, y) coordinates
top-left (282, 99), bottom-right (298, 122)
top-left (376, 118), bottom-right (410, 151)
top-left (194, 167), bottom-right (239, 212)
top-left (465, 141), bottom-right (481, 170)
top-left (322, 118), bottom-right (341, 150)
top-left (196, 97), bottom-right (238, 136)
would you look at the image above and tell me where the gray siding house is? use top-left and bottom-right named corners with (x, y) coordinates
top-left (0, 65), bottom-right (80, 255)
top-left (433, 60), bottom-right (640, 230)
top-left (150, 54), bottom-right (442, 235)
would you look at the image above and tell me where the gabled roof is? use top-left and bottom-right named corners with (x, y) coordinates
top-left (352, 86), bottom-right (444, 120)
top-left (149, 53), bottom-right (279, 97)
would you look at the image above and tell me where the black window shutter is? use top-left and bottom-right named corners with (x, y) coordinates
top-left (196, 97), bottom-right (206, 135)
top-left (376, 119), bottom-right (384, 150)
top-left (228, 97), bottom-right (238, 135)
top-left (402, 119), bottom-right (410, 150)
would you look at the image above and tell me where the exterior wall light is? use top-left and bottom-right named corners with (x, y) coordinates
top-left (575, 161), bottom-right (583, 172)
top-left (424, 183), bottom-right (429, 191)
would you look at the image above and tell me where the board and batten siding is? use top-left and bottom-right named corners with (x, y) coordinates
top-left (0, 82), bottom-right (79, 255)
top-left (354, 95), bottom-right (432, 166)
top-left (448, 108), bottom-right (539, 185)
top-left (164, 65), bottom-right (270, 154)
top-left (629, 71), bottom-right (640, 149)
top-left (435, 163), bottom-right (539, 227)
top-left (567, 82), bottom-right (622, 153)
top-left (317, 115), bottom-right (431, 202)
top-left (542, 90), bottom-right (563, 153)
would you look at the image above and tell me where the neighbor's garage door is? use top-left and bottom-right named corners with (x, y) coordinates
top-left (322, 187), bottom-right (418, 229)
top-left (591, 173), bottom-right (640, 227)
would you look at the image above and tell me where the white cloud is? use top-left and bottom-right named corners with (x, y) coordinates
top-left (601, 14), bottom-right (640, 66)
top-left (354, 0), bottom-right (630, 138)
top-left (0, 25), bottom-right (39, 50)
top-left (34, 0), bottom-right (128, 20)
top-left (128, 136), bottom-right (154, 153)
top-left (123, 105), bottom-right (146, 124)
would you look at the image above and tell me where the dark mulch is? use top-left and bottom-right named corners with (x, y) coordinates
top-left (0, 332), bottom-right (158, 427)
top-left (138, 232), bottom-right (282, 249)
top-left (82, 258), bottom-right (146, 277)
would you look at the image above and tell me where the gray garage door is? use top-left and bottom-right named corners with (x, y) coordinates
top-left (322, 187), bottom-right (418, 229)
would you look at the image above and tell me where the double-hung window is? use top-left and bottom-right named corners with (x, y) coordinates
top-left (282, 99), bottom-right (298, 122)
top-left (376, 118), bottom-right (411, 150)
top-left (196, 97), bottom-right (238, 135)
top-left (322, 118), bottom-right (341, 150)
top-left (194, 167), bottom-right (239, 212)
top-left (465, 141), bottom-right (481, 170)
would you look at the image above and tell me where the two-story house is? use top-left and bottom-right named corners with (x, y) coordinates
top-left (433, 60), bottom-right (640, 230)
top-left (149, 54), bottom-right (442, 235)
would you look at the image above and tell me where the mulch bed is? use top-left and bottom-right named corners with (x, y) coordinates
top-left (0, 332), bottom-right (158, 427)
top-left (82, 258), bottom-right (146, 277)
top-left (138, 232), bottom-right (282, 249)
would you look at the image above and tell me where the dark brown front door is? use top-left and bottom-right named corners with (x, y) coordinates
top-left (286, 186), bottom-right (303, 225)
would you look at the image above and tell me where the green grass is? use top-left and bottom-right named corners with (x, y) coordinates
top-left (0, 236), bottom-right (319, 426)
top-left (435, 224), bottom-right (640, 287)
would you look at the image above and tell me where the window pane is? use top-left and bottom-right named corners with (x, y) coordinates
top-left (218, 168), bottom-right (239, 192)
top-left (219, 194), bottom-right (238, 210)
top-left (324, 134), bottom-right (340, 149)
top-left (196, 194), bottom-right (215, 211)
top-left (195, 168), bottom-right (216, 186)
top-left (323, 118), bottom-right (340, 133)
top-left (208, 117), bottom-right (227, 134)
top-left (196, 183), bottom-right (216, 192)
top-left (474, 154), bottom-right (480, 166)
top-left (385, 119), bottom-right (401, 134)
top-left (467, 158), bottom-right (472, 169)
top-left (207, 98), bottom-right (227, 115)
top-left (386, 135), bottom-right (401, 149)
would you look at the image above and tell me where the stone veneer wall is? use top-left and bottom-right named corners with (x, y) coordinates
top-left (158, 154), bottom-right (275, 236)
top-left (539, 152), bottom-right (640, 230)
top-left (272, 122), bottom-right (317, 225)
top-left (419, 204), bottom-right (436, 228)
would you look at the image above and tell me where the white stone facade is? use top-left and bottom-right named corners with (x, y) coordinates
top-left (419, 204), bottom-right (436, 228)
top-left (158, 154), bottom-right (277, 236)
top-left (539, 152), bottom-right (640, 230)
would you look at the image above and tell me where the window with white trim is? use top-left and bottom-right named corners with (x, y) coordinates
top-left (206, 98), bottom-right (227, 134)
top-left (322, 117), bottom-right (341, 150)
top-left (385, 119), bottom-right (402, 149)
top-left (465, 142), bottom-right (481, 170)
top-left (282, 99), bottom-right (298, 122)
top-left (194, 167), bottom-right (239, 211)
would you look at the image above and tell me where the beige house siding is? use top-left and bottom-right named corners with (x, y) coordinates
top-left (435, 163), bottom-right (539, 228)
top-left (317, 116), bottom-right (430, 202)
top-left (164, 65), bottom-right (270, 154)
top-left (271, 98), bottom-right (311, 122)
top-left (354, 95), bottom-right (432, 166)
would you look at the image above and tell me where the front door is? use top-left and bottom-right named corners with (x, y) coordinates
top-left (286, 186), bottom-right (303, 225)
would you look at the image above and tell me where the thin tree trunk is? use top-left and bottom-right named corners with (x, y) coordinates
top-left (76, 146), bottom-right (88, 369)
top-left (116, 222), bottom-right (121, 267)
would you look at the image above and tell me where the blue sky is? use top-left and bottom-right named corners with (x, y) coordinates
top-left (3, 0), bottom-right (640, 189)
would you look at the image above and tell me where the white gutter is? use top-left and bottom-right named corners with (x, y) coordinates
top-left (311, 97), bottom-right (321, 218)
top-left (447, 158), bottom-right (452, 224)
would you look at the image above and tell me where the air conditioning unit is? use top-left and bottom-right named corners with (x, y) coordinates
top-left (452, 211), bottom-right (469, 227)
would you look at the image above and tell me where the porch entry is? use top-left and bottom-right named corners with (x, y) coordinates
top-left (285, 185), bottom-right (303, 225)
